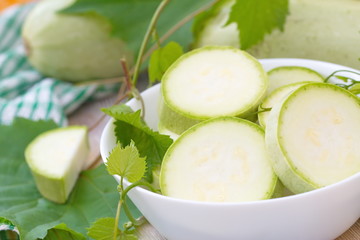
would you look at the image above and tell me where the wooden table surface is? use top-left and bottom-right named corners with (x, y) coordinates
top-left (69, 94), bottom-right (360, 240)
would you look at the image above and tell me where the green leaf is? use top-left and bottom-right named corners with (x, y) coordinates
top-left (349, 83), bottom-right (360, 94)
top-left (104, 104), bottom-right (134, 115)
top-left (87, 217), bottom-right (138, 240)
top-left (0, 118), bottom-right (141, 240)
top-left (106, 141), bottom-right (147, 183)
top-left (60, 0), bottom-right (214, 53)
top-left (103, 107), bottom-right (173, 182)
top-left (334, 75), bottom-right (350, 82)
top-left (226, 0), bottom-right (289, 50)
top-left (43, 223), bottom-right (86, 240)
top-left (87, 217), bottom-right (120, 240)
top-left (60, 0), bottom-right (159, 53)
top-left (120, 233), bottom-right (138, 240)
top-left (148, 41), bottom-right (183, 84)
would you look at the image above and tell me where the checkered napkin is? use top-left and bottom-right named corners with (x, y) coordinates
top-left (0, 3), bottom-right (119, 237)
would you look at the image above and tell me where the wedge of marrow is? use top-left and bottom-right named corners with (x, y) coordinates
top-left (25, 126), bottom-right (89, 203)
top-left (160, 117), bottom-right (277, 202)
top-left (266, 83), bottom-right (360, 193)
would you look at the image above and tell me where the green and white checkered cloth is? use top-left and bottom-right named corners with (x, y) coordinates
top-left (0, 3), bottom-right (119, 127)
top-left (0, 3), bottom-right (119, 238)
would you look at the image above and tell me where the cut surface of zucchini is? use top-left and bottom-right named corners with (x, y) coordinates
top-left (160, 117), bottom-right (276, 202)
top-left (161, 46), bottom-right (267, 120)
top-left (25, 126), bottom-right (89, 203)
top-left (266, 83), bottom-right (360, 193)
top-left (267, 66), bottom-right (323, 95)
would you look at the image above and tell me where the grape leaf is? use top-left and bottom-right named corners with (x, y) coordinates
top-left (60, 0), bottom-right (214, 52)
top-left (102, 106), bottom-right (173, 182)
top-left (43, 224), bottom-right (86, 240)
top-left (148, 41), bottom-right (183, 84)
top-left (226, 0), bottom-right (289, 50)
top-left (87, 217), bottom-right (138, 240)
top-left (87, 217), bottom-right (120, 240)
top-left (0, 118), bottom-right (141, 240)
top-left (106, 141), bottom-right (147, 183)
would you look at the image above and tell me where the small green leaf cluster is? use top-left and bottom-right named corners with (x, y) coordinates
top-left (103, 105), bottom-right (173, 182)
top-left (89, 104), bottom-right (171, 239)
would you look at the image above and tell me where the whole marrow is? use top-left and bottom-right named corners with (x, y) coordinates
top-left (194, 0), bottom-right (360, 69)
top-left (22, 0), bottom-right (133, 82)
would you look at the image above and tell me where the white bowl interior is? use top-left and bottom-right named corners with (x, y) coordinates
top-left (100, 58), bottom-right (360, 240)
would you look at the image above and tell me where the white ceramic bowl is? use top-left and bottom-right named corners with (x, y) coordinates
top-left (100, 59), bottom-right (360, 240)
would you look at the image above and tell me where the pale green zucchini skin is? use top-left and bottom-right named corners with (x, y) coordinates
top-left (265, 83), bottom-right (360, 194)
top-left (194, 0), bottom-right (360, 69)
top-left (158, 96), bottom-right (200, 136)
top-left (22, 0), bottom-right (133, 82)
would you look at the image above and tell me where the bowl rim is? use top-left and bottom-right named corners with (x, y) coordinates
top-left (100, 57), bottom-right (360, 206)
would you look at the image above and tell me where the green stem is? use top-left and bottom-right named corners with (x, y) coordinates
top-left (132, 0), bottom-right (170, 86)
top-left (121, 196), bottom-right (139, 225)
top-left (124, 181), bottom-right (160, 196)
top-left (119, 181), bottom-right (160, 227)
top-left (113, 199), bottom-right (122, 240)
top-left (131, 88), bottom-right (146, 118)
top-left (324, 69), bottom-right (360, 83)
top-left (121, 194), bottom-right (146, 227)
top-left (152, 29), bottom-right (162, 49)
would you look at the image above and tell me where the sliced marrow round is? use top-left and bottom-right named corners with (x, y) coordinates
top-left (160, 46), bottom-right (267, 134)
top-left (160, 117), bottom-right (277, 202)
top-left (267, 66), bottom-right (324, 95)
top-left (265, 83), bottom-right (360, 193)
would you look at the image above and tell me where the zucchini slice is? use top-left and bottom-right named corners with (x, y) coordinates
top-left (267, 66), bottom-right (324, 95)
top-left (160, 46), bottom-right (267, 134)
top-left (160, 117), bottom-right (277, 202)
top-left (258, 82), bottom-right (310, 128)
top-left (266, 83), bottom-right (360, 193)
